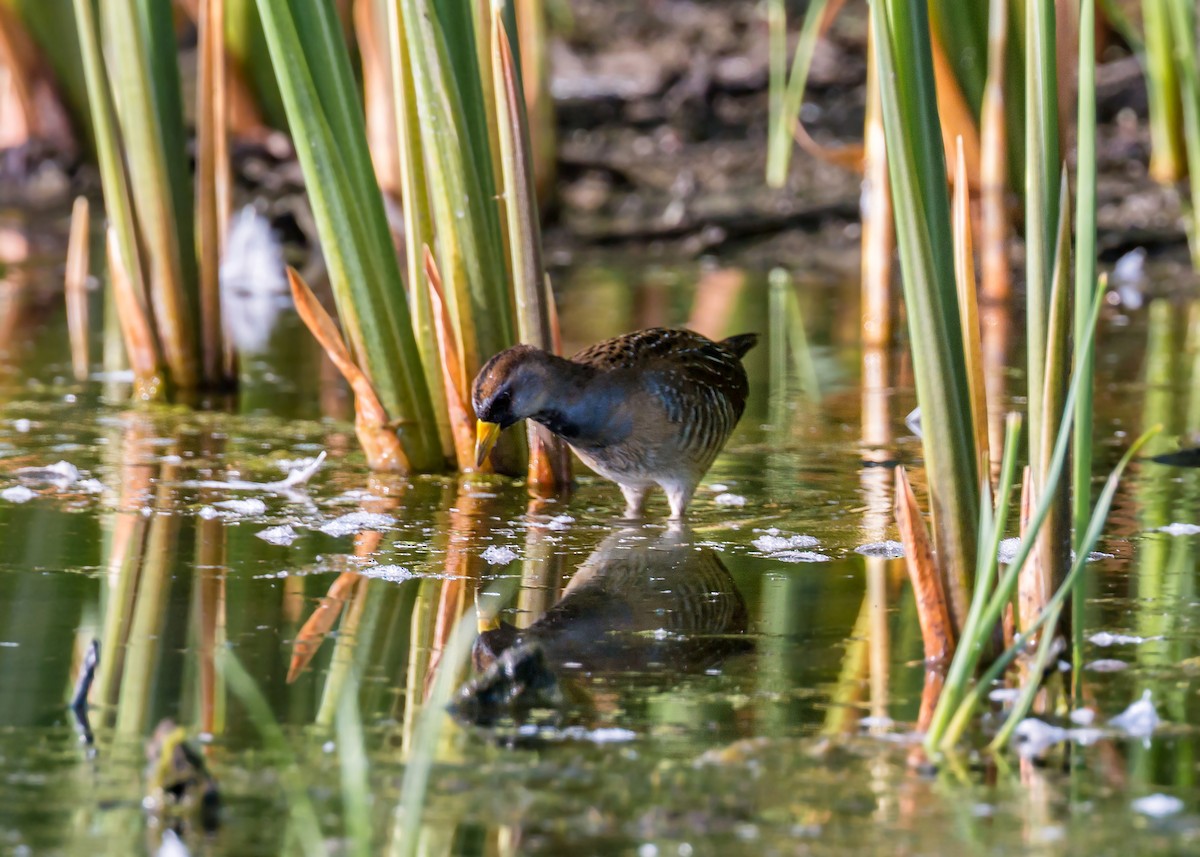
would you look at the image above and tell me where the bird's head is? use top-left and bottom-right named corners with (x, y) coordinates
top-left (471, 345), bottom-right (554, 466)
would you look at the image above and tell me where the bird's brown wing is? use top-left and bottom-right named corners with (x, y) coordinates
top-left (572, 329), bottom-right (749, 411)
top-left (570, 327), bottom-right (692, 370)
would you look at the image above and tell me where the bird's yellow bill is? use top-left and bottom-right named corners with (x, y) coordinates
top-left (475, 420), bottom-right (502, 468)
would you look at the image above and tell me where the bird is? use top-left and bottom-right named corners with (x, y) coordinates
top-left (472, 327), bottom-right (758, 518)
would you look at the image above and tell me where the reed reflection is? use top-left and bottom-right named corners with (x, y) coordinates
top-left (454, 524), bottom-right (749, 727)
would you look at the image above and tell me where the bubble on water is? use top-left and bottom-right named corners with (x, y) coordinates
top-left (214, 498), bottom-right (267, 516)
top-left (1159, 522), bottom-right (1200, 536)
top-left (257, 524), bottom-right (299, 546)
top-left (1069, 708), bottom-right (1096, 726)
top-left (1013, 718), bottom-right (1069, 758)
top-left (1132, 794), bottom-right (1184, 818)
top-left (528, 514), bottom-right (575, 531)
top-left (773, 550), bottom-right (832, 562)
top-left (1110, 690), bottom-right (1160, 738)
top-left (1, 485), bottom-right (35, 503)
top-left (855, 540), bottom-right (905, 558)
top-left (319, 511), bottom-right (395, 537)
top-left (998, 537), bottom-right (1022, 564)
top-left (359, 565), bottom-right (415, 583)
top-left (1089, 631), bottom-right (1162, 646)
top-left (481, 545), bottom-right (519, 565)
top-left (713, 492), bottom-right (747, 507)
top-left (752, 533), bottom-right (819, 553)
top-left (1085, 659), bottom-right (1128, 672)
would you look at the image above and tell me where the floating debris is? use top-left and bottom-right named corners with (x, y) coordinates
top-left (1111, 247), bottom-right (1147, 310)
top-left (220, 206), bottom-right (290, 354)
top-left (214, 498), bottom-right (267, 516)
top-left (905, 407), bottom-right (922, 438)
top-left (988, 687), bottom-right (1022, 704)
top-left (998, 538), bottom-right (1021, 564)
top-left (1, 485), bottom-right (35, 503)
top-left (1110, 690), bottom-right (1160, 738)
top-left (358, 564), bottom-right (415, 583)
top-left (714, 492), bottom-right (747, 507)
top-left (319, 511), bottom-right (395, 537)
top-left (1085, 659), bottom-right (1129, 672)
top-left (529, 514), bottom-right (575, 531)
top-left (769, 550), bottom-right (832, 563)
top-left (481, 545), bottom-right (519, 565)
top-left (855, 540), bottom-right (905, 558)
top-left (1013, 718), bottom-right (1069, 758)
top-left (1132, 794), bottom-right (1184, 819)
top-left (15, 460), bottom-right (80, 485)
top-left (1158, 522), bottom-right (1200, 536)
top-left (185, 451), bottom-right (327, 493)
top-left (752, 531), bottom-right (820, 553)
top-left (256, 525), bottom-right (299, 546)
top-left (1089, 631), bottom-right (1163, 647)
top-left (1069, 708), bottom-right (1096, 726)
top-left (513, 724), bottom-right (637, 744)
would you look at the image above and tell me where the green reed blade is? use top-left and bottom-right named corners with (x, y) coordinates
top-left (1165, 0), bottom-right (1200, 267)
top-left (927, 274), bottom-right (1109, 751)
top-left (1029, 171), bottom-right (1072, 624)
top-left (872, 0), bottom-right (979, 632)
top-left (1142, 0), bottom-right (1185, 183)
top-left (70, 0), bottom-right (144, 305)
top-left (100, 0), bottom-right (199, 389)
top-left (255, 0), bottom-right (442, 470)
top-left (398, 0), bottom-right (516, 394)
top-left (222, 650), bottom-right (328, 857)
top-left (337, 669), bottom-right (372, 857)
top-left (928, 0), bottom-right (987, 117)
top-left (1072, 0), bottom-right (1099, 693)
top-left (5, 0), bottom-right (94, 147)
top-left (386, 0), bottom-right (453, 458)
top-left (923, 412), bottom-right (1021, 748)
top-left (984, 425), bottom-right (1160, 752)
top-left (226, 0), bottom-right (288, 128)
top-left (766, 0), bottom-right (829, 188)
top-left (1024, 0), bottom-right (1060, 470)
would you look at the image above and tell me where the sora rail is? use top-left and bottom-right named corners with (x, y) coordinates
top-left (472, 327), bottom-right (757, 518)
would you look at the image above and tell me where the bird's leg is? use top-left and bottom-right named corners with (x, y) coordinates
top-left (620, 484), bottom-right (648, 519)
top-left (664, 481), bottom-right (696, 520)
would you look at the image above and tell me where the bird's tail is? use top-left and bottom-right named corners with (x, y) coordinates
top-left (720, 332), bottom-right (759, 358)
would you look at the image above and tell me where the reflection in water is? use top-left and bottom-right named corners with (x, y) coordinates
top-left (454, 526), bottom-right (749, 727)
top-left (3, 257), bottom-right (1200, 855)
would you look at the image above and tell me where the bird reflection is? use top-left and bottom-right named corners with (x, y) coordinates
top-left (452, 525), bottom-right (750, 727)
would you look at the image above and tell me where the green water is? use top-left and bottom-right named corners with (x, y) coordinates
top-left (1, 213), bottom-right (1200, 855)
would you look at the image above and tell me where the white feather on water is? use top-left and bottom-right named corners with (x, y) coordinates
top-left (220, 206), bottom-right (291, 354)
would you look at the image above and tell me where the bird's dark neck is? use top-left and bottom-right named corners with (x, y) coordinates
top-left (526, 355), bottom-right (626, 446)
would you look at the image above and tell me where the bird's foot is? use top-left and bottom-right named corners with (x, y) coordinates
top-left (619, 484), bottom-right (648, 520)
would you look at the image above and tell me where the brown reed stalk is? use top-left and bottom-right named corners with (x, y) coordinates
top-left (197, 0), bottom-right (233, 385)
top-left (491, 12), bottom-right (571, 493)
top-left (895, 466), bottom-right (956, 663)
top-left (286, 266), bottom-right (411, 472)
top-left (65, 196), bottom-right (91, 382)
top-left (423, 247), bottom-right (475, 470)
top-left (952, 138), bottom-right (991, 476)
top-left (861, 24), bottom-right (893, 349)
top-left (980, 0), bottom-right (1010, 304)
top-left (106, 226), bottom-right (163, 399)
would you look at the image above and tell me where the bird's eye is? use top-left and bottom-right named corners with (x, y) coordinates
top-left (493, 390), bottom-right (511, 410)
